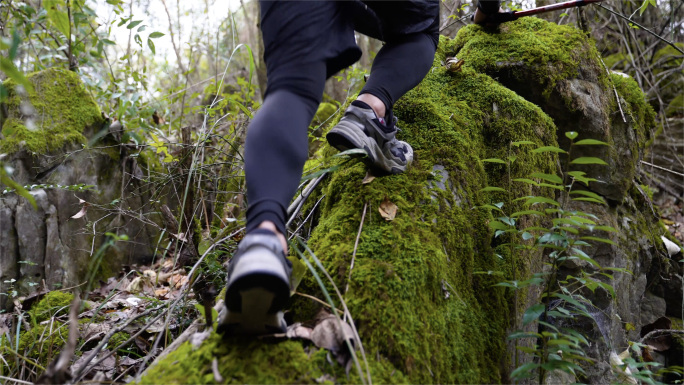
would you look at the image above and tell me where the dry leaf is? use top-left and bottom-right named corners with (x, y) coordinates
top-left (126, 277), bottom-right (144, 293)
top-left (155, 287), bottom-right (170, 298)
top-left (80, 323), bottom-right (111, 343)
top-left (379, 197), bottom-right (397, 221)
top-left (71, 201), bottom-right (90, 219)
top-left (143, 269), bottom-right (157, 281)
top-left (311, 314), bottom-right (355, 353)
top-left (362, 171), bottom-right (376, 184)
top-left (172, 232), bottom-right (189, 242)
top-left (286, 322), bottom-right (313, 340)
top-left (169, 274), bottom-right (189, 289)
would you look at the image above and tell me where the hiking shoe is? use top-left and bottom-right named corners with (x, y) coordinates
top-left (326, 101), bottom-right (413, 175)
top-left (218, 231), bottom-right (292, 335)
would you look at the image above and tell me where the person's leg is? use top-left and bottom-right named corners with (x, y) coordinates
top-left (358, 31), bottom-right (437, 119)
top-left (221, 62), bottom-right (326, 335)
top-left (244, 63), bottom-right (326, 248)
top-left (327, 6), bottom-right (439, 175)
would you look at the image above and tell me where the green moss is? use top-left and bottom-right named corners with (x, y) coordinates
top-left (138, 19), bottom-right (596, 385)
top-left (610, 73), bottom-right (657, 148)
top-left (446, 18), bottom-right (602, 99)
top-left (1, 68), bottom-right (103, 154)
top-left (29, 291), bottom-right (74, 324)
top-left (17, 321), bottom-right (68, 368)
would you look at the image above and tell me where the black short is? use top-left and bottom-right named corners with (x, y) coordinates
top-left (259, 0), bottom-right (439, 92)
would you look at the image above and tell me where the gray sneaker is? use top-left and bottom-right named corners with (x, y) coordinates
top-left (218, 231), bottom-right (291, 335)
top-left (326, 102), bottom-right (413, 175)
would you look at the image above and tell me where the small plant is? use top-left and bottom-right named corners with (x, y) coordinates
top-left (479, 132), bottom-right (641, 383)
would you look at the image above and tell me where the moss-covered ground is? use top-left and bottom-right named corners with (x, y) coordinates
top-left (1, 67), bottom-right (103, 154)
top-left (139, 17), bottom-right (656, 384)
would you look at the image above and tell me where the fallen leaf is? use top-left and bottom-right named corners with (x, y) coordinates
top-left (143, 270), bottom-right (157, 281)
top-left (311, 311), bottom-right (356, 354)
top-left (70, 201), bottom-right (90, 219)
top-left (118, 356), bottom-right (141, 366)
top-left (162, 259), bottom-right (175, 272)
top-left (285, 322), bottom-right (313, 340)
top-left (379, 197), bottom-right (397, 221)
top-left (362, 171), bottom-right (375, 184)
top-left (172, 232), bottom-right (189, 242)
top-left (80, 323), bottom-right (112, 343)
top-left (169, 274), bottom-right (189, 289)
top-left (155, 287), bottom-right (170, 298)
top-left (126, 277), bottom-right (144, 293)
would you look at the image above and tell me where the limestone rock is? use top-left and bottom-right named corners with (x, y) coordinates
top-left (0, 68), bottom-right (159, 309)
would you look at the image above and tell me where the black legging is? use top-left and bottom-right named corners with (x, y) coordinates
top-left (245, 11), bottom-right (438, 237)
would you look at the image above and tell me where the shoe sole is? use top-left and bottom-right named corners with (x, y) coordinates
top-left (327, 122), bottom-right (406, 175)
top-left (221, 249), bottom-right (290, 335)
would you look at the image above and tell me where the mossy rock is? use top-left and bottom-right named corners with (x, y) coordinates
top-left (139, 18), bottom-right (659, 385)
top-left (29, 291), bottom-right (74, 324)
top-left (20, 321), bottom-right (68, 363)
top-left (0, 67), bottom-right (103, 154)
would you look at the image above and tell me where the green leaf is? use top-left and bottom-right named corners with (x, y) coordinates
top-left (569, 190), bottom-right (606, 202)
top-left (498, 216), bottom-right (515, 226)
top-left (566, 171), bottom-right (586, 178)
top-left (509, 331), bottom-right (542, 339)
top-left (127, 20), bottom-right (143, 29)
top-left (598, 281), bottom-right (616, 298)
top-left (147, 38), bottom-right (155, 54)
top-left (572, 197), bottom-right (606, 205)
top-left (574, 139), bottom-right (609, 146)
top-left (489, 220), bottom-right (511, 231)
top-left (530, 172), bottom-right (563, 184)
top-left (511, 140), bottom-right (535, 147)
top-left (593, 225), bottom-right (617, 232)
top-left (538, 183), bottom-right (565, 190)
top-left (510, 362), bottom-right (539, 379)
top-left (570, 157), bottom-right (608, 165)
top-left (482, 158), bottom-right (506, 164)
top-left (45, 0), bottom-right (70, 37)
top-left (511, 210), bottom-right (544, 218)
top-left (0, 58), bottom-right (33, 92)
top-left (580, 236), bottom-right (616, 245)
top-left (565, 131), bottom-right (578, 140)
top-left (149, 32), bottom-right (165, 39)
top-left (523, 304), bottom-right (545, 326)
top-left (479, 186), bottom-right (506, 193)
top-left (287, 256), bottom-right (307, 294)
top-left (524, 196), bottom-right (560, 208)
top-left (100, 38), bottom-right (116, 45)
top-left (513, 178), bottom-right (539, 186)
top-left (1, 167), bottom-right (37, 209)
top-left (531, 146), bottom-right (567, 154)
top-left (479, 204), bottom-right (504, 212)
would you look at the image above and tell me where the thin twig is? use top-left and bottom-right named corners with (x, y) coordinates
top-left (70, 304), bottom-right (166, 382)
top-left (596, 54), bottom-right (627, 123)
top-left (0, 375), bottom-right (33, 385)
top-left (345, 201), bottom-right (368, 298)
top-left (598, 3), bottom-right (684, 55)
top-left (639, 329), bottom-right (684, 344)
top-left (134, 229), bottom-right (242, 379)
top-left (294, 291), bottom-right (337, 311)
top-left (212, 358), bottom-right (224, 383)
top-left (641, 160), bottom-right (684, 178)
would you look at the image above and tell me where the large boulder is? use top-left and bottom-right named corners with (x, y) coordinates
top-left (0, 68), bottom-right (158, 308)
top-left (139, 18), bottom-right (673, 384)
